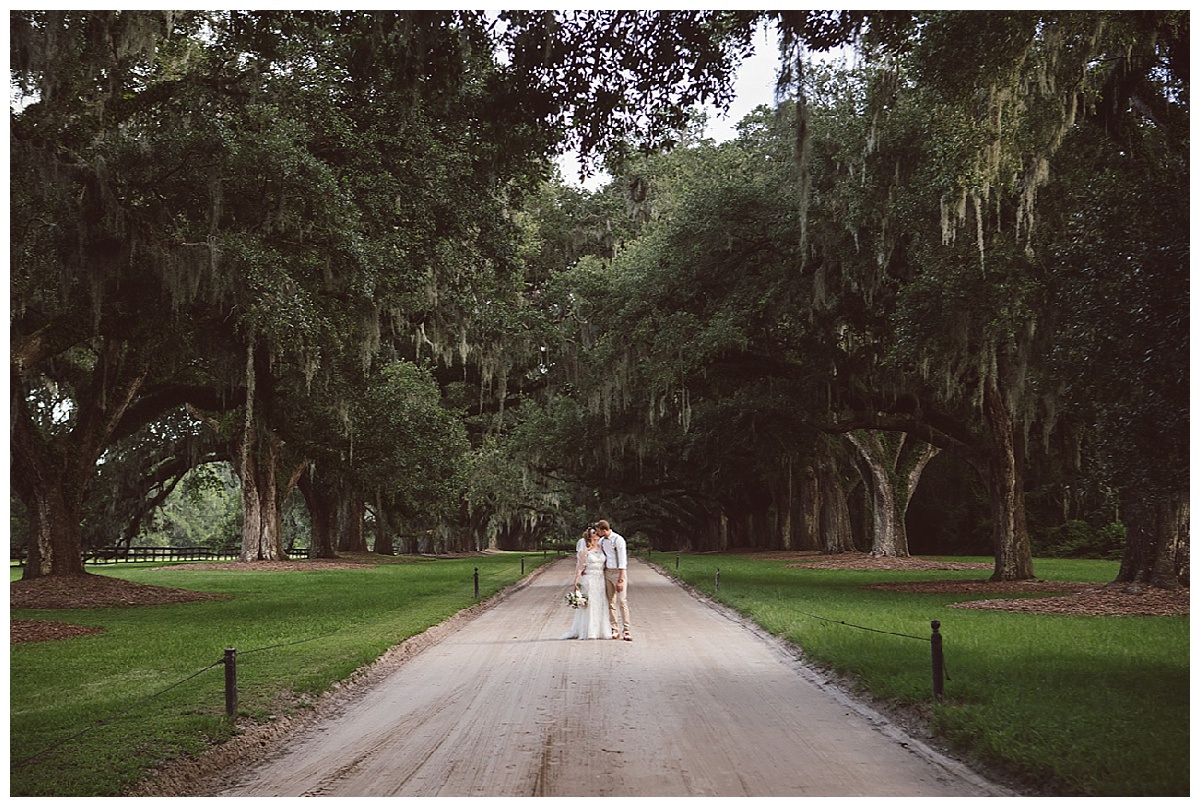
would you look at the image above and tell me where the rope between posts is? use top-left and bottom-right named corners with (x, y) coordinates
top-left (790, 609), bottom-right (930, 642)
top-left (13, 658), bottom-right (226, 769)
top-left (15, 623), bottom-right (375, 770)
top-left (16, 564), bottom-right (516, 769)
top-left (788, 608), bottom-right (952, 683)
top-left (689, 563), bottom-right (952, 688)
top-left (236, 628), bottom-right (348, 656)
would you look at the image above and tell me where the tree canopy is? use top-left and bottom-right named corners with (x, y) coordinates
top-left (10, 10), bottom-right (1188, 589)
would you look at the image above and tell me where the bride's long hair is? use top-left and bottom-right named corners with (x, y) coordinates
top-left (581, 528), bottom-right (599, 549)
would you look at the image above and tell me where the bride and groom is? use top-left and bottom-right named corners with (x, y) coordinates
top-left (562, 520), bottom-right (633, 642)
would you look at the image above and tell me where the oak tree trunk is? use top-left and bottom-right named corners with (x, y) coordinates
top-left (233, 425), bottom-right (288, 561)
top-left (859, 448), bottom-right (905, 556)
top-left (298, 468), bottom-right (339, 559)
top-left (227, 341), bottom-right (287, 562)
top-left (373, 493), bottom-right (396, 556)
top-left (796, 461), bottom-right (822, 550)
top-left (1115, 486), bottom-right (1188, 591)
top-left (14, 471), bottom-right (88, 578)
top-left (770, 458), bottom-right (797, 550)
top-left (336, 491), bottom-right (367, 553)
top-left (846, 430), bottom-right (940, 558)
top-left (979, 380), bottom-right (1036, 581)
top-left (11, 340), bottom-right (150, 579)
top-left (815, 434), bottom-right (856, 554)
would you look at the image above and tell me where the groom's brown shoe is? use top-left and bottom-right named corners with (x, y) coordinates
top-left (622, 630), bottom-right (633, 642)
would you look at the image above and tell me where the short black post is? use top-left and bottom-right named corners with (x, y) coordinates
top-left (474, 567), bottom-right (480, 599)
top-left (931, 620), bottom-right (944, 702)
top-left (715, 567), bottom-right (720, 592)
top-left (223, 647), bottom-right (238, 718)
top-left (675, 552), bottom-right (680, 570)
top-left (521, 557), bottom-right (525, 575)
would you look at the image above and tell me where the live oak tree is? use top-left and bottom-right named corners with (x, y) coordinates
top-left (11, 11), bottom-right (207, 577)
top-left (13, 10), bottom-right (1185, 582)
top-left (1036, 18), bottom-right (1189, 590)
top-left (80, 408), bottom-right (226, 556)
top-left (352, 362), bottom-right (470, 556)
top-left (527, 112), bottom-right (924, 557)
top-left (511, 11), bottom-right (1186, 583)
top-left (521, 130), bottom-right (855, 552)
top-left (481, 11), bottom-right (1186, 576)
top-left (9, 10), bottom-right (531, 570)
top-left (10, 10), bottom-right (766, 574)
top-left (779, 11), bottom-right (1187, 581)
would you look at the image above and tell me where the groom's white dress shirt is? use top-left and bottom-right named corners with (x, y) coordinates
top-left (600, 531), bottom-right (627, 570)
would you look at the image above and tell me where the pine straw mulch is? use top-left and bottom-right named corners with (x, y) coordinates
top-left (730, 550), bottom-right (1190, 618)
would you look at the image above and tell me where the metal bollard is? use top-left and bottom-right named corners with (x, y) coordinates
top-left (715, 567), bottom-right (720, 592)
top-left (474, 567), bottom-right (480, 600)
top-left (931, 620), bottom-right (944, 702)
top-left (223, 647), bottom-right (238, 718)
top-left (521, 557), bottom-right (525, 575)
top-left (676, 552), bottom-right (680, 570)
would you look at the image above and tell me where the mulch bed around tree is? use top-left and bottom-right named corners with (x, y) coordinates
top-left (11, 573), bottom-right (228, 610)
top-left (11, 620), bottom-right (105, 643)
top-left (733, 550), bottom-right (1190, 617)
top-left (10, 573), bottom-right (230, 644)
top-left (945, 584), bottom-right (1190, 617)
top-left (784, 552), bottom-right (993, 572)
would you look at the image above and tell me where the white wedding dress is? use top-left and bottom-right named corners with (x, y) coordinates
top-left (561, 549), bottom-right (609, 640)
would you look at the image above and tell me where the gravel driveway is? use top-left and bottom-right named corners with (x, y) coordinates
top-left (208, 557), bottom-right (1008, 797)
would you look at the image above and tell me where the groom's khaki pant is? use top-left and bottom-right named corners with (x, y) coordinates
top-left (604, 568), bottom-right (632, 634)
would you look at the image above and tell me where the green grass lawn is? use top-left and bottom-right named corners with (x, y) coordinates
top-left (655, 554), bottom-right (1189, 797)
top-left (10, 552), bottom-right (1188, 796)
top-left (10, 553), bottom-right (552, 797)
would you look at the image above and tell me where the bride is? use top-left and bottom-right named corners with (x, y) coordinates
top-left (561, 527), bottom-right (608, 640)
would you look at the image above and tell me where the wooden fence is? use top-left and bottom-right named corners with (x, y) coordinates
top-left (10, 546), bottom-right (310, 565)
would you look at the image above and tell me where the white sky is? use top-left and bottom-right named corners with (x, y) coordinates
top-left (703, 22), bottom-right (781, 143)
top-left (557, 22), bottom-right (781, 189)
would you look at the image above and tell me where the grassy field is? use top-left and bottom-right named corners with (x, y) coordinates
top-left (9, 553), bottom-right (552, 797)
top-left (653, 554), bottom-right (1189, 797)
top-left (10, 552), bottom-right (1188, 796)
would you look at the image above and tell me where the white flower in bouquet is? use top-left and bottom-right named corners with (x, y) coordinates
top-left (564, 587), bottom-right (588, 609)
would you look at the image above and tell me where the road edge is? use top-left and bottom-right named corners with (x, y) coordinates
top-left (641, 558), bottom-right (1020, 798)
top-left (128, 557), bottom-right (562, 797)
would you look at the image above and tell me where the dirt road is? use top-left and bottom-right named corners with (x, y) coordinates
top-left (213, 558), bottom-right (1008, 797)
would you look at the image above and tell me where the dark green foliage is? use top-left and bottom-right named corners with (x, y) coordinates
top-left (905, 452), bottom-right (990, 556)
top-left (9, 10), bottom-right (1189, 574)
top-left (1032, 520), bottom-right (1125, 561)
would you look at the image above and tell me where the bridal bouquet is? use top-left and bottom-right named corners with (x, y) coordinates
top-left (564, 587), bottom-right (588, 609)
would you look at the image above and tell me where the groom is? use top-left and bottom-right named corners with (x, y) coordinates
top-left (595, 520), bottom-right (632, 641)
